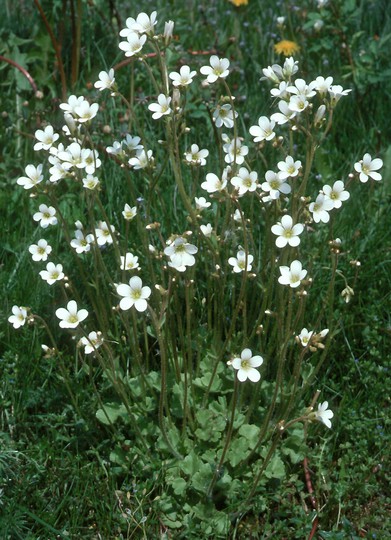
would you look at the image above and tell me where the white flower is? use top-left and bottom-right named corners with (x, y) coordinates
top-left (106, 141), bottom-right (124, 157)
top-left (288, 94), bottom-right (310, 113)
top-left (119, 32), bottom-right (147, 57)
top-left (201, 172), bottom-right (227, 194)
top-left (29, 239), bottom-right (52, 261)
top-left (233, 209), bottom-right (242, 222)
top-left (94, 69), bottom-right (115, 91)
top-left (271, 215), bottom-right (304, 248)
top-left (56, 300), bottom-right (88, 328)
top-left (298, 328), bottom-right (314, 346)
top-left (309, 193), bottom-right (334, 223)
top-left (132, 11), bottom-right (158, 35)
top-left (148, 94), bottom-right (172, 120)
top-left (314, 76), bottom-right (333, 95)
top-left (169, 65), bottom-right (197, 87)
top-left (278, 260), bottom-right (307, 288)
top-left (116, 276), bottom-right (151, 312)
top-left (262, 170), bottom-right (291, 199)
top-left (57, 142), bottom-right (87, 169)
top-left (79, 331), bottom-right (104, 355)
top-left (122, 204), bottom-right (137, 220)
top-left (74, 101), bottom-right (99, 123)
top-left (322, 180), bottom-right (350, 209)
top-left (39, 262), bottom-right (65, 285)
top-left (8, 306), bottom-right (28, 329)
top-left (223, 138), bottom-right (249, 165)
top-left (95, 221), bottom-right (115, 246)
top-left (228, 250), bottom-right (254, 273)
top-left (128, 149), bottom-right (154, 169)
top-left (49, 161), bottom-right (72, 183)
top-left (354, 153), bottom-right (383, 183)
top-left (195, 196), bottom-right (211, 210)
top-left (164, 20), bottom-right (174, 42)
top-left (277, 156), bottom-right (302, 179)
top-left (120, 253), bottom-right (139, 271)
top-left (34, 126), bottom-right (59, 151)
top-left (70, 230), bottom-right (93, 253)
top-left (213, 104), bottom-right (237, 129)
top-left (231, 349), bottom-right (263, 382)
top-left (33, 204), bottom-right (57, 228)
top-left (200, 55), bottom-right (230, 83)
top-left (328, 84), bottom-right (351, 106)
top-left (271, 100), bottom-right (296, 125)
top-left (270, 81), bottom-right (290, 99)
top-left (164, 237), bottom-right (198, 268)
top-left (82, 174), bottom-right (100, 190)
top-left (122, 134), bottom-right (143, 153)
top-left (17, 164), bottom-right (44, 190)
top-left (231, 167), bottom-right (259, 195)
top-left (282, 57), bottom-right (299, 78)
top-left (249, 116), bottom-right (276, 142)
top-left (314, 401), bottom-right (334, 428)
top-left (287, 78), bottom-right (317, 98)
top-left (185, 144), bottom-right (209, 166)
top-left (200, 223), bottom-right (213, 237)
top-left (59, 95), bottom-right (85, 115)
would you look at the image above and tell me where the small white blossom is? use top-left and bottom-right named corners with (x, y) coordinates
top-left (298, 328), bottom-right (314, 346)
top-left (201, 172), bottom-right (227, 194)
top-left (200, 223), bottom-right (213, 237)
top-left (34, 126), bottom-right (59, 151)
top-left (277, 156), bottom-right (302, 179)
top-left (249, 116), bottom-right (276, 142)
top-left (164, 20), bottom-right (174, 42)
top-left (116, 276), bottom-right (151, 312)
top-left (119, 32), bottom-right (147, 57)
top-left (309, 193), bottom-right (334, 223)
top-left (223, 137), bottom-right (249, 165)
top-left (328, 84), bottom-right (352, 106)
top-left (79, 331), bottom-right (104, 355)
top-left (354, 153), bottom-right (383, 183)
top-left (131, 11), bottom-right (158, 35)
top-left (213, 104), bottom-right (237, 129)
top-left (8, 306), bottom-right (28, 329)
top-left (231, 167), bottom-right (259, 195)
top-left (228, 250), bottom-right (254, 273)
top-left (288, 94), bottom-right (310, 113)
top-left (39, 262), bottom-right (65, 285)
top-left (271, 100), bottom-right (297, 125)
top-left (29, 239), bottom-right (52, 262)
top-left (278, 260), bottom-right (307, 288)
top-left (169, 65), bottom-right (197, 87)
top-left (17, 164), bottom-right (44, 190)
top-left (231, 349), bottom-right (263, 383)
top-left (122, 204), bottom-right (137, 220)
top-left (271, 215), bottom-right (304, 248)
top-left (322, 180), bottom-right (350, 209)
top-left (82, 174), bottom-right (100, 190)
top-left (148, 94), bottom-right (172, 120)
top-left (56, 300), bottom-right (88, 329)
top-left (287, 78), bottom-right (317, 99)
top-left (59, 95), bottom-right (85, 116)
top-left (74, 101), bottom-right (99, 123)
top-left (94, 69), bottom-right (115, 91)
top-left (262, 170), bottom-right (291, 199)
top-left (195, 196), bottom-right (211, 210)
top-left (70, 230), bottom-right (93, 253)
top-left (270, 81), bottom-right (290, 99)
top-left (200, 55), bottom-right (230, 83)
top-left (314, 76), bottom-right (333, 95)
top-left (185, 144), bottom-right (209, 166)
top-left (33, 204), bottom-right (57, 228)
top-left (120, 253), bottom-right (139, 271)
top-left (314, 401), bottom-right (334, 428)
top-left (128, 149), bottom-right (154, 169)
top-left (122, 134), bottom-right (143, 153)
top-left (164, 237), bottom-right (198, 268)
top-left (95, 221), bottom-right (115, 246)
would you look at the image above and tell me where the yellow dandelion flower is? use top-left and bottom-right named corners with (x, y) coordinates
top-left (274, 40), bottom-right (300, 56)
top-left (228, 0), bottom-right (248, 6)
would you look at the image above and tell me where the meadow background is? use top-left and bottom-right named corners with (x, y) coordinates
top-left (0, 0), bottom-right (390, 538)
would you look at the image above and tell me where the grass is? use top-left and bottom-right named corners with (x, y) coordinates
top-left (1, 0), bottom-right (390, 538)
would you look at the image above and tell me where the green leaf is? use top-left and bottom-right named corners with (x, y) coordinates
top-left (179, 452), bottom-right (202, 476)
top-left (95, 402), bottom-right (127, 425)
top-left (264, 453), bottom-right (286, 479)
top-left (238, 424), bottom-right (260, 447)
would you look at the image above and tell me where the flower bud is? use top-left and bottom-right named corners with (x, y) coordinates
top-left (314, 104), bottom-right (326, 126)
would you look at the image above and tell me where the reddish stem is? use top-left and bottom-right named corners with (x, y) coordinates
top-left (0, 55), bottom-right (38, 93)
top-left (303, 457), bottom-right (319, 540)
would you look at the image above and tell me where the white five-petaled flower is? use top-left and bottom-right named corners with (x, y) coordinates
top-left (201, 172), bottom-right (227, 194)
top-left (17, 164), bottom-right (44, 190)
top-left (70, 229), bottom-right (93, 253)
top-left (249, 116), bottom-right (276, 142)
top-left (39, 262), bottom-right (65, 285)
top-left (95, 221), bottom-right (115, 246)
top-left (169, 65), bottom-right (197, 87)
top-left (128, 149), bottom-right (154, 169)
top-left (231, 167), bottom-right (259, 195)
top-left (94, 69), bottom-right (115, 91)
top-left (322, 180), bottom-right (350, 209)
top-left (79, 331), bottom-right (104, 355)
top-left (74, 101), bottom-right (99, 123)
top-left (164, 237), bottom-right (198, 269)
top-left (309, 193), bottom-right (334, 223)
top-left (148, 94), bottom-right (172, 119)
top-left (277, 156), bottom-right (302, 179)
top-left (278, 260), bottom-right (307, 288)
top-left (200, 55), bottom-right (230, 83)
top-left (34, 126), bottom-right (59, 151)
top-left (59, 95), bottom-right (85, 115)
top-left (354, 153), bottom-right (383, 183)
top-left (298, 328), bottom-right (314, 346)
top-left (185, 144), bottom-right (209, 166)
top-left (313, 76), bottom-right (333, 95)
top-left (29, 239), bottom-right (52, 261)
top-left (56, 300), bottom-right (88, 329)
top-left (122, 204), bottom-right (137, 220)
top-left (119, 32), bottom-right (147, 57)
top-left (200, 223), bottom-right (213, 237)
top-left (262, 170), bottom-right (291, 199)
top-left (271, 100), bottom-right (297, 125)
top-left (131, 11), bottom-right (158, 35)
top-left (213, 104), bottom-right (237, 129)
top-left (314, 401), bottom-right (334, 428)
top-left (33, 204), bottom-right (57, 228)
top-left (223, 137), bottom-right (249, 165)
top-left (8, 306), bottom-right (28, 329)
top-left (271, 215), bottom-right (304, 248)
top-left (328, 84), bottom-right (351, 106)
top-left (82, 174), bottom-right (100, 190)
top-left (116, 276), bottom-right (151, 312)
top-left (228, 250), bottom-right (254, 273)
top-left (231, 349), bottom-right (263, 382)
top-left (120, 253), bottom-right (139, 271)
top-left (194, 196), bottom-right (211, 210)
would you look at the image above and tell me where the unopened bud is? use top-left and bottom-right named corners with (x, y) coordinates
top-left (314, 104), bottom-right (326, 126)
